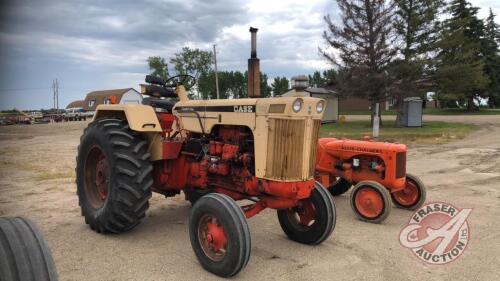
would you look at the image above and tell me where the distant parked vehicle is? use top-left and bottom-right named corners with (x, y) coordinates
top-left (64, 107), bottom-right (87, 121)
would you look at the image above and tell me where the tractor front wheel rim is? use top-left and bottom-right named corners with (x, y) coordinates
top-left (287, 199), bottom-right (317, 231)
top-left (354, 187), bottom-right (384, 218)
top-left (198, 214), bottom-right (227, 262)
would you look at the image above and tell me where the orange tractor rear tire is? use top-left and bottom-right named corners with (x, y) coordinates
top-left (391, 173), bottom-right (426, 210)
top-left (350, 181), bottom-right (392, 223)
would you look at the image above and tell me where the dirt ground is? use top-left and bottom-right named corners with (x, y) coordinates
top-left (1, 116), bottom-right (499, 281)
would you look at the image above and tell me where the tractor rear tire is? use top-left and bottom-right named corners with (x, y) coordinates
top-left (0, 217), bottom-right (58, 281)
top-left (391, 173), bottom-right (426, 210)
top-left (277, 182), bottom-right (336, 245)
top-left (350, 181), bottom-right (391, 223)
top-left (327, 177), bottom-right (351, 196)
top-left (76, 118), bottom-right (153, 234)
top-left (189, 193), bottom-right (251, 277)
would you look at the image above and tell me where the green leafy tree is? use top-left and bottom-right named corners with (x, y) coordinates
top-left (271, 76), bottom-right (290, 96)
top-left (484, 8), bottom-right (500, 108)
top-left (170, 47), bottom-right (213, 79)
top-left (322, 0), bottom-right (395, 122)
top-left (435, 0), bottom-right (489, 111)
top-left (199, 70), bottom-right (272, 99)
top-left (259, 72), bottom-right (273, 97)
top-left (391, 0), bottom-right (442, 126)
top-left (147, 56), bottom-right (169, 81)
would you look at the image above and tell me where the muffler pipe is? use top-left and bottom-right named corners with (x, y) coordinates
top-left (248, 27), bottom-right (260, 98)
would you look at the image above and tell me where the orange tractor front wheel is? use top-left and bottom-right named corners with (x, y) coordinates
top-left (350, 181), bottom-right (392, 223)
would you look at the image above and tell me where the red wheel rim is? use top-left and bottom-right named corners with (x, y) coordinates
top-left (287, 199), bottom-right (317, 231)
top-left (354, 186), bottom-right (384, 218)
top-left (392, 178), bottom-right (419, 207)
top-left (84, 146), bottom-right (110, 208)
top-left (197, 215), bottom-right (228, 262)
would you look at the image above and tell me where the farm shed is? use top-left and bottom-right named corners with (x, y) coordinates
top-left (66, 100), bottom-right (85, 109)
top-left (83, 88), bottom-right (142, 112)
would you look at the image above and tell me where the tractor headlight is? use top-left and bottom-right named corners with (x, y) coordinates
top-left (292, 98), bottom-right (303, 113)
top-left (316, 101), bottom-right (325, 113)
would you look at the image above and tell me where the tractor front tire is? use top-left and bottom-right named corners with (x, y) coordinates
top-left (327, 177), bottom-right (351, 196)
top-left (184, 189), bottom-right (210, 205)
top-left (277, 182), bottom-right (336, 245)
top-left (350, 181), bottom-right (391, 223)
top-left (391, 173), bottom-right (426, 210)
top-left (0, 217), bottom-right (58, 281)
top-left (189, 193), bottom-right (251, 277)
top-left (76, 118), bottom-right (153, 233)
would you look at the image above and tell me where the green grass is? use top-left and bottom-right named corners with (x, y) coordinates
top-left (339, 108), bottom-right (500, 115)
top-left (320, 121), bottom-right (478, 144)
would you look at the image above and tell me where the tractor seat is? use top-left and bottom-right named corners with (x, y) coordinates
top-left (142, 97), bottom-right (175, 113)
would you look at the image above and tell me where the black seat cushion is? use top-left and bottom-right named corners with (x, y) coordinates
top-left (142, 97), bottom-right (175, 113)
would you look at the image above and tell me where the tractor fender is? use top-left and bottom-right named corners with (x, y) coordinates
top-left (93, 104), bottom-right (162, 132)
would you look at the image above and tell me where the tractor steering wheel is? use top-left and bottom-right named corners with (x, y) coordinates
top-left (165, 74), bottom-right (196, 89)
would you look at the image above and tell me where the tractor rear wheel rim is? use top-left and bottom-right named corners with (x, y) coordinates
top-left (84, 146), bottom-right (109, 209)
top-left (198, 214), bottom-right (227, 262)
top-left (287, 199), bottom-right (317, 231)
top-left (354, 187), bottom-right (384, 218)
top-left (392, 178), bottom-right (419, 207)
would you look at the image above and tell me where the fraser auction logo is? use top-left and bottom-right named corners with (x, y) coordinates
top-left (399, 202), bottom-right (472, 265)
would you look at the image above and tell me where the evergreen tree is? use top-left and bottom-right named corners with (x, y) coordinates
top-left (271, 77), bottom-right (290, 96)
top-left (484, 8), bottom-right (500, 108)
top-left (322, 0), bottom-right (395, 120)
top-left (308, 71), bottom-right (326, 87)
top-left (435, 0), bottom-right (488, 111)
top-left (391, 0), bottom-right (442, 126)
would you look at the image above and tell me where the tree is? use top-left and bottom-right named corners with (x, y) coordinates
top-left (484, 8), bottom-right (500, 108)
top-left (147, 56), bottom-right (169, 81)
top-left (322, 0), bottom-right (395, 121)
top-left (198, 70), bottom-right (272, 99)
top-left (271, 77), bottom-right (290, 96)
top-left (308, 71), bottom-right (326, 87)
top-left (258, 72), bottom-right (272, 98)
top-left (170, 47), bottom-right (213, 80)
top-left (435, 0), bottom-right (489, 111)
top-left (391, 0), bottom-right (442, 126)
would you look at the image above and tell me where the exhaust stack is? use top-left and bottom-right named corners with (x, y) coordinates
top-left (248, 27), bottom-right (260, 98)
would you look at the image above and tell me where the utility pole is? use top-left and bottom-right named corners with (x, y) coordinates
top-left (52, 79), bottom-right (56, 110)
top-left (213, 44), bottom-right (220, 99)
top-left (56, 79), bottom-right (59, 112)
top-left (52, 79), bottom-right (60, 111)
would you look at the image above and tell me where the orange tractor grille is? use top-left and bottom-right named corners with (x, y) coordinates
top-left (395, 151), bottom-right (406, 179)
top-left (265, 118), bottom-right (321, 181)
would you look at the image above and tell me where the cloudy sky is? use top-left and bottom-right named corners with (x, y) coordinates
top-left (0, 0), bottom-right (498, 110)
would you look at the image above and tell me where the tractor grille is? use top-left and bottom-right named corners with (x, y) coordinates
top-left (265, 118), bottom-right (321, 180)
top-left (395, 151), bottom-right (407, 178)
top-left (309, 119), bottom-right (321, 176)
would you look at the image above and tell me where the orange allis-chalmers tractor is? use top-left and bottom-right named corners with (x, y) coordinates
top-left (315, 138), bottom-right (426, 223)
top-left (76, 28), bottom-right (335, 277)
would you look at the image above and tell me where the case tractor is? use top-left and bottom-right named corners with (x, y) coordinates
top-left (76, 28), bottom-right (336, 277)
top-left (315, 138), bottom-right (426, 223)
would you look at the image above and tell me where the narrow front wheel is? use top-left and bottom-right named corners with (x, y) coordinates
top-left (277, 182), bottom-right (336, 245)
top-left (350, 181), bottom-right (391, 223)
top-left (189, 193), bottom-right (251, 277)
